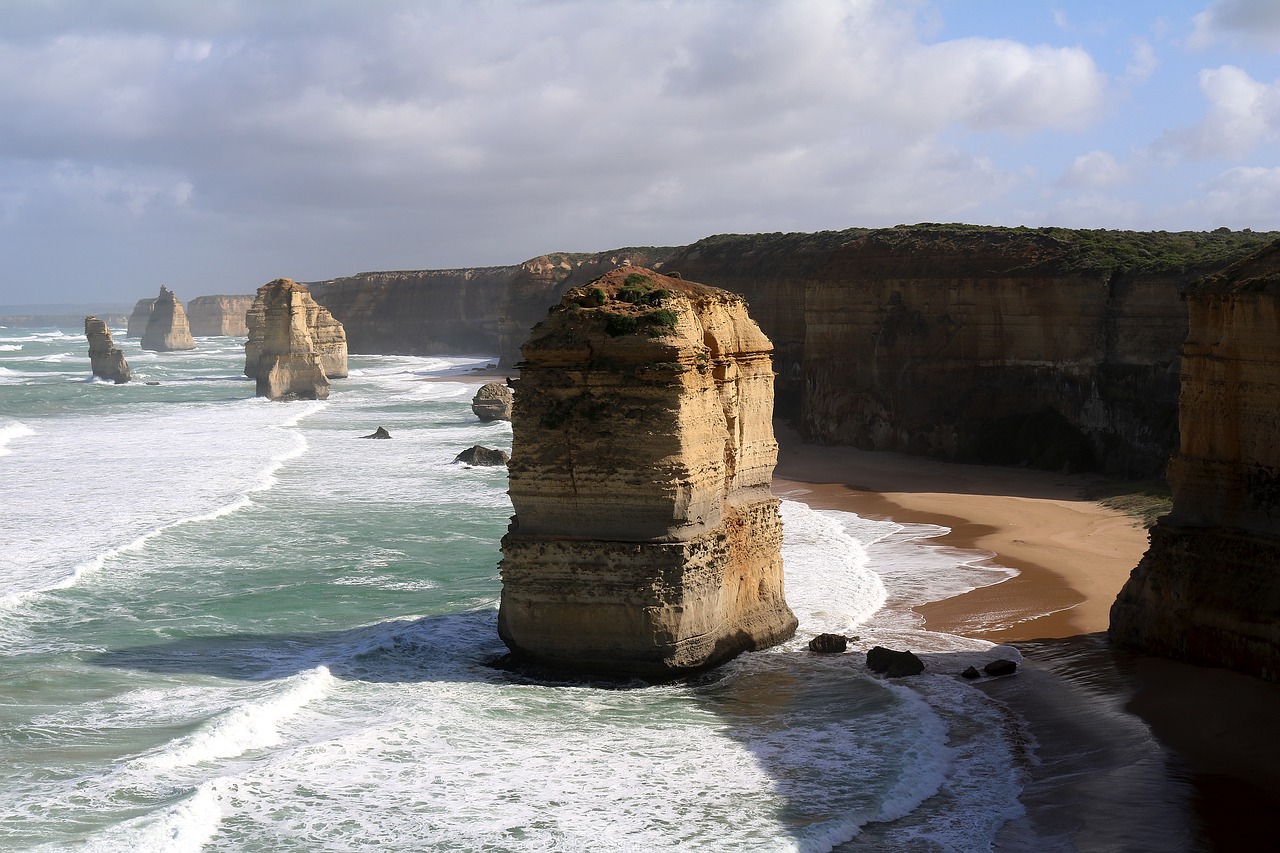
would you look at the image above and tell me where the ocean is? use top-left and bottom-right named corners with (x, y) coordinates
top-left (1, 323), bottom-right (1033, 852)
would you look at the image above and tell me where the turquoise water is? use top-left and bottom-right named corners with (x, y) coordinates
top-left (1, 324), bottom-right (1029, 851)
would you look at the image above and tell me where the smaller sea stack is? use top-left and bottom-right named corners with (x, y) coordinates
top-left (139, 287), bottom-right (196, 351)
top-left (84, 316), bottom-right (130, 384)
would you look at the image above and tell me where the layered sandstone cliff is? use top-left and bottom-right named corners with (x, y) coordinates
top-left (304, 249), bottom-right (674, 357)
top-left (187, 295), bottom-right (254, 336)
top-left (244, 278), bottom-right (348, 400)
top-left (84, 316), bottom-right (130, 383)
top-left (1111, 240), bottom-right (1280, 679)
top-left (499, 267), bottom-right (797, 676)
top-left (140, 287), bottom-right (196, 351)
top-left (126, 299), bottom-right (155, 337)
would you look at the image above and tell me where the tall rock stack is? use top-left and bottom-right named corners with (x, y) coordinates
top-left (187, 295), bottom-right (255, 336)
top-left (84, 316), bottom-right (130, 384)
top-left (498, 267), bottom-right (797, 677)
top-left (126, 298), bottom-right (156, 338)
top-left (139, 287), bottom-right (196, 351)
top-left (244, 278), bottom-right (348, 400)
top-left (1111, 239), bottom-right (1280, 680)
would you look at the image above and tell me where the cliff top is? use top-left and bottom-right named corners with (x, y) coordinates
top-left (1192, 238), bottom-right (1280, 295)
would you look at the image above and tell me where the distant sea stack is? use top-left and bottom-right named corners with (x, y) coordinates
top-left (187, 295), bottom-right (255, 336)
top-left (84, 316), bottom-right (130, 384)
top-left (139, 287), bottom-right (196, 351)
top-left (498, 267), bottom-right (797, 677)
top-left (126, 298), bottom-right (156, 338)
top-left (1111, 239), bottom-right (1280, 680)
top-left (244, 278), bottom-right (348, 400)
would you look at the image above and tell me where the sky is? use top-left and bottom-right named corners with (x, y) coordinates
top-left (2, 0), bottom-right (1279, 307)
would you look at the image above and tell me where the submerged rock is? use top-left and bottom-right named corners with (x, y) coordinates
top-left (866, 646), bottom-right (925, 677)
top-left (498, 267), bottom-right (797, 677)
top-left (454, 445), bottom-right (509, 466)
top-left (983, 659), bottom-right (1018, 677)
top-left (140, 286), bottom-right (196, 351)
top-left (84, 316), bottom-right (130, 384)
top-left (362, 427), bottom-right (392, 439)
top-left (471, 382), bottom-right (513, 422)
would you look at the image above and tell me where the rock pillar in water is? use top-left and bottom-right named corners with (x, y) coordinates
top-left (84, 316), bottom-right (130, 384)
top-left (187, 295), bottom-right (255, 336)
top-left (1111, 239), bottom-right (1280, 680)
top-left (126, 298), bottom-right (156, 338)
top-left (498, 267), bottom-right (797, 676)
top-left (471, 382), bottom-right (513, 421)
top-left (139, 287), bottom-right (196, 351)
top-left (244, 278), bottom-right (348, 400)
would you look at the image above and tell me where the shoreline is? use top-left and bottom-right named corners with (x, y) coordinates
top-left (772, 426), bottom-right (1280, 848)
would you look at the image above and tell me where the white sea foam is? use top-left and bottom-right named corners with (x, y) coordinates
top-left (134, 667), bottom-right (334, 771)
top-left (0, 343), bottom-right (21, 351)
top-left (0, 419), bottom-right (35, 455)
top-left (76, 780), bottom-right (225, 853)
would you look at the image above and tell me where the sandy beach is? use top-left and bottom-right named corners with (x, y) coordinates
top-left (772, 425), bottom-right (1280, 850)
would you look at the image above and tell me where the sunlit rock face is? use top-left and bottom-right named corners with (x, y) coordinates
top-left (244, 278), bottom-right (348, 401)
top-left (84, 316), bottom-right (130, 384)
top-left (1111, 240), bottom-right (1280, 680)
top-left (140, 287), bottom-right (196, 352)
top-left (187, 295), bottom-right (255, 337)
top-left (498, 267), bottom-right (797, 677)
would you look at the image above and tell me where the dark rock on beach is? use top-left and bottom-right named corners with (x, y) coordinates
top-left (454, 445), bottom-right (509, 466)
top-left (983, 659), bottom-right (1018, 677)
top-left (961, 665), bottom-right (981, 679)
top-left (808, 633), bottom-right (848, 653)
top-left (866, 646), bottom-right (925, 677)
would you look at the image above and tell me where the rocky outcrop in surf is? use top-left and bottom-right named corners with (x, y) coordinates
top-left (139, 287), bottom-right (196, 351)
top-left (498, 267), bottom-right (797, 677)
top-left (84, 316), bottom-right (130, 384)
top-left (126, 299), bottom-right (155, 337)
top-left (187, 295), bottom-right (255, 337)
top-left (471, 382), bottom-right (513, 422)
top-left (1111, 240), bottom-right (1280, 680)
top-left (244, 278), bottom-right (348, 401)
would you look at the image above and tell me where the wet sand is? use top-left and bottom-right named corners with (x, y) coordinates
top-left (773, 427), bottom-right (1280, 850)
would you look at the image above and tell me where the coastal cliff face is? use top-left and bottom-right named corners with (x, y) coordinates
top-left (140, 287), bottom-right (196, 352)
top-left (304, 249), bottom-right (674, 358)
top-left (1111, 240), bottom-right (1280, 679)
top-left (84, 316), bottom-right (130, 383)
top-left (498, 267), bottom-right (797, 676)
top-left (244, 278), bottom-right (348, 400)
top-left (126, 299), bottom-right (155, 338)
top-left (187, 295), bottom-right (254, 336)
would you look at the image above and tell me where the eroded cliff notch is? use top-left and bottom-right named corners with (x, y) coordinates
top-left (1111, 239), bottom-right (1280, 680)
top-left (498, 267), bottom-right (797, 677)
top-left (244, 278), bottom-right (349, 401)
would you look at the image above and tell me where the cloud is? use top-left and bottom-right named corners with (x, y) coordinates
top-left (1190, 0), bottom-right (1280, 51)
top-left (1199, 165), bottom-right (1280, 228)
top-left (1058, 151), bottom-right (1133, 188)
top-left (1163, 65), bottom-right (1280, 159)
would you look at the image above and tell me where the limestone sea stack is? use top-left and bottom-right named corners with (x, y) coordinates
top-left (1111, 239), bottom-right (1280, 680)
top-left (498, 267), bottom-right (797, 676)
top-left (244, 278), bottom-right (348, 400)
top-left (84, 316), bottom-right (130, 383)
top-left (187, 295), bottom-right (255, 336)
top-left (126, 298), bottom-right (156, 338)
top-left (139, 287), bottom-right (196, 351)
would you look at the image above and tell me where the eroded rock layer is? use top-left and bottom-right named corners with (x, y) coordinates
top-left (84, 316), bottom-right (130, 383)
top-left (140, 287), bottom-right (196, 351)
top-left (1111, 239), bottom-right (1280, 680)
top-left (498, 267), bottom-right (797, 676)
top-left (244, 278), bottom-right (348, 400)
top-left (188, 295), bottom-right (255, 336)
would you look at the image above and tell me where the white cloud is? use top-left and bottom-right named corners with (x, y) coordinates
top-left (1199, 166), bottom-right (1280, 228)
top-left (1122, 38), bottom-right (1158, 86)
top-left (1059, 151), bottom-right (1132, 188)
top-left (1190, 0), bottom-right (1280, 51)
top-left (1166, 65), bottom-right (1280, 158)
